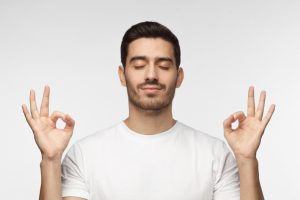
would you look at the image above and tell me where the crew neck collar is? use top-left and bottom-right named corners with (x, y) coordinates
top-left (118, 120), bottom-right (181, 142)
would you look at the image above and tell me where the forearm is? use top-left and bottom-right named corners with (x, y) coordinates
top-left (39, 156), bottom-right (63, 200)
top-left (236, 157), bottom-right (264, 200)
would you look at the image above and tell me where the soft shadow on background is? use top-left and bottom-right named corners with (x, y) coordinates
top-left (0, 0), bottom-right (299, 199)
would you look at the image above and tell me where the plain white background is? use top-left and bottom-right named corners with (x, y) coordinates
top-left (1, 0), bottom-right (299, 199)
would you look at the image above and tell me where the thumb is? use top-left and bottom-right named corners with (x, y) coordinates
top-left (50, 111), bottom-right (75, 131)
top-left (223, 111), bottom-right (246, 135)
top-left (50, 111), bottom-right (66, 124)
top-left (233, 111), bottom-right (246, 123)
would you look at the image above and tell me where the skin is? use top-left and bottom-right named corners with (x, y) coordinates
top-left (22, 37), bottom-right (275, 200)
top-left (118, 38), bottom-right (184, 134)
top-left (22, 88), bottom-right (82, 200)
top-left (223, 87), bottom-right (275, 200)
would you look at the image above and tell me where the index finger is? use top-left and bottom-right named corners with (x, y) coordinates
top-left (223, 114), bottom-right (235, 134)
top-left (40, 85), bottom-right (50, 117)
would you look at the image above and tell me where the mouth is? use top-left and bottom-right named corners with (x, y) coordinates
top-left (141, 87), bottom-right (161, 93)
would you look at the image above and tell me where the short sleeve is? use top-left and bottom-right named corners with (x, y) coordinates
top-left (213, 141), bottom-right (240, 200)
top-left (61, 143), bottom-right (89, 199)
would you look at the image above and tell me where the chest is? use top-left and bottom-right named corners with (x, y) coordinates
top-left (86, 142), bottom-right (214, 200)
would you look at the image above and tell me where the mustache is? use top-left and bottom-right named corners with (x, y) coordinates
top-left (139, 80), bottom-right (165, 89)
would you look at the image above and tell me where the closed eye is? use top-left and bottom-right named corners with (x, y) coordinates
top-left (160, 66), bottom-right (169, 70)
top-left (134, 66), bottom-right (144, 69)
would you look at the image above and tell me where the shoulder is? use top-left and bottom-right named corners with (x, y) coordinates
top-left (72, 121), bottom-right (121, 150)
top-left (178, 121), bottom-right (225, 145)
top-left (178, 121), bottom-right (230, 155)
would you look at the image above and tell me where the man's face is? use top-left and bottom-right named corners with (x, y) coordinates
top-left (119, 37), bottom-right (183, 111)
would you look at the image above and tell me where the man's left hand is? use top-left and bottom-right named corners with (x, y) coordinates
top-left (223, 86), bottom-right (275, 161)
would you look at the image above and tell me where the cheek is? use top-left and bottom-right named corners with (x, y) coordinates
top-left (165, 75), bottom-right (178, 87)
top-left (125, 74), bottom-right (141, 88)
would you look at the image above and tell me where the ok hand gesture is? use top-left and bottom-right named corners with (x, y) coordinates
top-left (22, 85), bottom-right (75, 160)
top-left (223, 86), bottom-right (275, 161)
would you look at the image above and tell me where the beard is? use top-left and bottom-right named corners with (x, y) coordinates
top-left (124, 76), bottom-right (177, 112)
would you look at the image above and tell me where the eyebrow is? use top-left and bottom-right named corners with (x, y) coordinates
top-left (129, 56), bottom-right (174, 64)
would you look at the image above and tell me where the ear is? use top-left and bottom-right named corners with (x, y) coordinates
top-left (118, 65), bottom-right (127, 87)
top-left (175, 67), bottom-right (184, 88)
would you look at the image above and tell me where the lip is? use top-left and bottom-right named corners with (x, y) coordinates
top-left (141, 87), bottom-right (161, 92)
top-left (142, 87), bottom-right (160, 89)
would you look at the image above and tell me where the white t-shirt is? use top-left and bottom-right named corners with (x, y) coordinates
top-left (61, 120), bottom-right (240, 200)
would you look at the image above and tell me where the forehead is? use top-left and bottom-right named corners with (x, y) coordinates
top-left (127, 38), bottom-right (174, 61)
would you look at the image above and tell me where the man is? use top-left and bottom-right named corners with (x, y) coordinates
top-left (22, 21), bottom-right (275, 200)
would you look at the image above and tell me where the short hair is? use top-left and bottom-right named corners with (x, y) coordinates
top-left (120, 21), bottom-right (181, 69)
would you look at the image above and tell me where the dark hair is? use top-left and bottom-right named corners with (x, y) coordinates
top-left (121, 21), bottom-right (181, 69)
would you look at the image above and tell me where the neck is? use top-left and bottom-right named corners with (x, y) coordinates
top-left (123, 101), bottom-right (176, 135)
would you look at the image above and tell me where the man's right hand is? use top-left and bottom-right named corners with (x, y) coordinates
top-left (22, 85), bottom-right (75, 160)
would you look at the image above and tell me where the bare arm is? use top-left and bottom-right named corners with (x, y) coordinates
top-left (39, 156), bottom-right (62, 200)
top-left (40, 157), bottom-right (85, 200)
top-left (22, 86), bottom-right (85, 200)
top-left (236, 157), bottom-right (263, 200)
top-left (223, 86), bottom-right (275, 200)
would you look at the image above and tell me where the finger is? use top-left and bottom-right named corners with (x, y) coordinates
top-left (247, 86), bottom-right (255, 117)
top-left (30, 89), bottom-right (40, 119)
top-left (262, 104), bottom-right (275, 127)
top-left (233, 111), bottom-right (246, 123)
top-left (40, 85), bottom-right (50, 117)
top-left (223, 114), bottom-right (235, 134)
top-left (22, 104), bottom-right (35, 127)
top-left (255, 90), bottom-right (266, 120)
top-left (50, 111), bottom-right (66, 124)
top-left (64, 114), bottom-right (75, 130)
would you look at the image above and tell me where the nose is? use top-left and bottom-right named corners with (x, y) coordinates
top-left (144, 65), bottom-right (159, 82)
